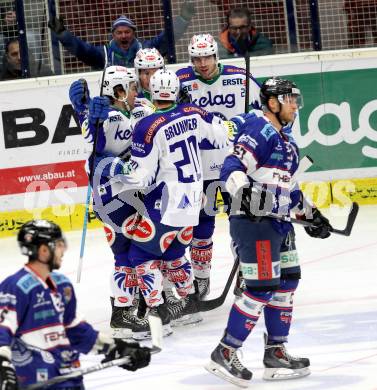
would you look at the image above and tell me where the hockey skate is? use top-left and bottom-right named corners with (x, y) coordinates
top-left (196, 277), bottom-right (210, 299)
top-left (110, 298), bottom-right (150, 340)
top-left (168, 291), bottom-right (202, 327)
top-left (148, 302), bottom-right (173, 338)
top-left (263, 333), bottom-right (311, 380)
top-left (205, 342), bottom-right (252, 388)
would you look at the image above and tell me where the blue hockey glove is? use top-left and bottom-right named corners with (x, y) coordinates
top-left (102, 340), bottom-right (151, 371)
top-left (69, 79), bottom-right (90, 112)
top-left (89, 96), bottom-right (110, 125)
top-left (0, 356), bottom-right (18, 390)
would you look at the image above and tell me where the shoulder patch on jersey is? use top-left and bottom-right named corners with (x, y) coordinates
top-left (50, 272), bottom-right (70, 285)
top-left (176, 67), bottom-right (194, 80)
top-left (17, 274), bottom-right (39, 294)
top-left (223, 65), bottom-right (246, 75)
top-left (260, 124), bottom-right (276, 141)
top-left (182, 105), bottom-right (208, 118)
top-left (145, 116), bottom-right (166, 143)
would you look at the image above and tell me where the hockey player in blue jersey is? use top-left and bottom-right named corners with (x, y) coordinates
top-left (103, 68), bottom-right (230, 334)
top-left (176, 34), bottom-right (261, 301)
top-left (205, 78), bottom-right (332, 387)
top-left (69, 66), bottom-right (153, 340)
top-left (0, 220), bottom-right (150, 390)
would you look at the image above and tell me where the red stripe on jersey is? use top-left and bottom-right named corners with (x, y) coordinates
top-left (256, 240), bottom-right (272, 280)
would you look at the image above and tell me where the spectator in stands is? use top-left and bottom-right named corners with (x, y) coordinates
top-left (0, 4), bottom-right (43, 66)
top-left (218, 8), bottom-right (273, 58)
top-left (0, 38), bottom-right (53, 80)
top-left (344, 0), bottom-right (377, 48)
top-left (48, 1), bottom-right (196, 70)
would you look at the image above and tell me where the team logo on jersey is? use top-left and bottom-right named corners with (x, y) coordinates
top-left (103, 224), bottom-right (115, 246)
top-left (114, 125), bottom-right (132, 141)
top-left (160, 231), bottom-right (178, 252)
top-left (131, 217), bottom-right (156, 242)
top-left (177, 226), bottom-right (193, 245)
top-left (122, 213), bottom-right (139, 239)
top-left (192, 82), bottom-right (199, 90)
top-left (191, 91), bottom-right (235, 109)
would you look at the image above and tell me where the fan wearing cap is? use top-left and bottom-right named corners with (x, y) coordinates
top-left (48, 2), bottom-right (196, 69)
top-left (0, 220), bottom-right (151, 390)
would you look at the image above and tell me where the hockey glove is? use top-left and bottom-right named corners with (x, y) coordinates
top-left (89, 96), bottom-right (110, 125)
top-left (301, 208), bottom-right (331, 239)
top-left (69, 79), bottom-right (90, 112)
top-left (48, 16), bottom-right (66, 35)
top-left (0, 356), bottom-right (18, 390)
top-left (240, 185), bottom-right (274, 222)
top-left (177, 89), bottom-right (191, 104)
top-left (102, 340), bottom-right (151, 371)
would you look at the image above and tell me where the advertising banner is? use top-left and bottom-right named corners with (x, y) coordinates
top-left (0, 50), bottom-right (376, 236)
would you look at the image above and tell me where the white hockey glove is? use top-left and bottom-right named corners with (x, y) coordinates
top-left (0, 346), bottom-right (18, 390)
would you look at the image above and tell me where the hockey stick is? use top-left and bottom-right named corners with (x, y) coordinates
top-left (22, 347), bottom-right (160, 390)
top-left (199, 256), bottom-right (240, 312)
top-left (77, 49), bottom-right (108, 283)
top-left (266, 202), bottom-right (359, 237)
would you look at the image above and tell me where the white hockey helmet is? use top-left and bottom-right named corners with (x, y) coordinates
top-left (149, 68), bottom-right (179, 102)
top-left (134, 48), bottom-right (164, 69)
top-left (102, 66), bottom-right (137, 99)
top-left (188, 34), bottom-right (219, 61)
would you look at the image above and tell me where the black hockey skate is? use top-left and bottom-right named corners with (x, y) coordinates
top-left (168, 291), bottom-right (202, 327)
top-left (148, 302), bottom-right (173, 337)
top-left (110, 297), bottom-right (150, 340)
top-left (196, 277), bottom-right (210, 299)
top-left (263, 333), bottom-right (311, 380)
top-left (205, 342), bottom-right (252, 388)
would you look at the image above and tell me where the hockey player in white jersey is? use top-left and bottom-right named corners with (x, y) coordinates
top-left (0, 220), bottom-right (150, 389)
top-left (176, 34), bottom-right (261, 300)
top-left (134, 47), bottom-right (164, 102)
top-left (69, 66), bottom-right (152, 339)
top-left (104, 68), bottom-right (230, 334)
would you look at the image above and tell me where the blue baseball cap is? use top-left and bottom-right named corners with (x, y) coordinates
top-left (112, 15), bottom-right (137, 31)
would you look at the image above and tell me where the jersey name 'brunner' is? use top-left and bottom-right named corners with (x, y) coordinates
top-left (164, 118), bottom-right (198, 140)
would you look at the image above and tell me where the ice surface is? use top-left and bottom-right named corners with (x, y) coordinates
top-left (1, 205), bottom-right (376, 389)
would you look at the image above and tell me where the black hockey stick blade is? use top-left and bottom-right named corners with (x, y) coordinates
top-left (329, 201), bottom-right (359, 236)
top-left (199, 257), bottom-right (240, 312)
top-left (271, 202), bottom-right (359, 237)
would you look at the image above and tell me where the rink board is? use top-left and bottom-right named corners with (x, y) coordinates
top-left (0, 176), bottom-right (375, 238)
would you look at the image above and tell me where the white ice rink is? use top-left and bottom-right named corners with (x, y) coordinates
top-left (1, 205), bottom-right (376, 390)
